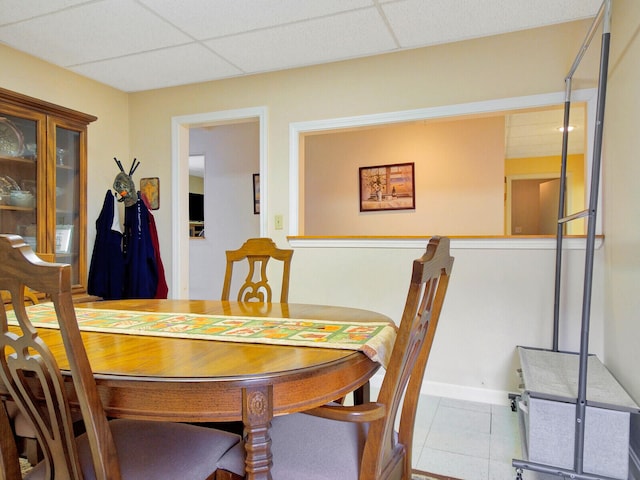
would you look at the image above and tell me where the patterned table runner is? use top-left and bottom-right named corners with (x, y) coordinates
top-left (10, 304), bottom-right (397, 368)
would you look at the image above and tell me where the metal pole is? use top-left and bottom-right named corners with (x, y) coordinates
top-left (574, 1), bottom-right (611, 473)
top-left (553, 80), bottom-right (572, 352)
top-left (566, 0), bottom-right (608, 79)
top-left (553, 0), bottom-right (608, 354)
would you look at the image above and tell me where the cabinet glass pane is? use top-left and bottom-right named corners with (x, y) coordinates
top-left (0, 114), bottom-right (38, 252)
top-left (55, 126), bottom-right (80, 283)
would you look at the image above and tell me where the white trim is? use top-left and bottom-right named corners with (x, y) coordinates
top-left (171, 107), bottom-right (268, 299)
top-left (288, 236), bottom-right (603, 250)
top-left (421, 381), bottom-right (514, 406)
top-left (368, 373), bottom-right (514, 406)
top-left (289, 88), bottom-right (599, 237)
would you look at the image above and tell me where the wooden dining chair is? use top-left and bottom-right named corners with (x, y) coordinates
top-left (221, 237), bottom-right (293, 303)
top-left (218, 236), bottom-right (454, 480)
top-left (2, 280), bottom-right (41, 467)
top-left (0, 234), bottom-right (244, 480)
top-left (2, 251), bottom-right (56, 466)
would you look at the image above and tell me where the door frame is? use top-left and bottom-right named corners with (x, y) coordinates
top-left (505, 173), bottom-right (570, 235)
top-left (171, 107), bottom-right (267, 298)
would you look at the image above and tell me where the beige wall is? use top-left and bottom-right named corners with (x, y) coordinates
top-left (603, 0), bottom-right (640, 404)
top-left (188, 175), bottom-right (204, 194)
top-left (304, 117), bottom-right (505, 236)
top-left (127, 19), bottom-right (594, 267)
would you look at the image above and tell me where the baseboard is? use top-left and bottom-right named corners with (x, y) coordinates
top-left (368, 374), bottom-right (514, 406)
top-left (421, 381), bottom-right (513, 406)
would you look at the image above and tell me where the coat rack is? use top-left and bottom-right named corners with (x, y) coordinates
top-left (512, 3), bottom-right (639, 479)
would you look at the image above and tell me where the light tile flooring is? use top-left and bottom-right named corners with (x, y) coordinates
top-left (410, 395), bottom-right (522, 480)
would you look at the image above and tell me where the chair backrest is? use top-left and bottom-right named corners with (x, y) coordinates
top-left (363, 236), bottom-right (453, 479)
top-left (1, 252), bottom-right (54, 306)
top-left (0, 235), bottom-right (121, 480)
top-left (221, 237), bottom-right (293, 303)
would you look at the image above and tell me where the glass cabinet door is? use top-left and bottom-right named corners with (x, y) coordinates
top-left (0, 109), bottom-right (45, 253)
top-left (53, 121), bottom-right (85, 287)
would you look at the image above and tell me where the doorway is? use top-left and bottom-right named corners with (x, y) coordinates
top-left (507, 176), bottom-right (561, 235)
top-left (171, 107), bottom-right (267, 299)
top-left (188, 123), bottom-right (261, 298)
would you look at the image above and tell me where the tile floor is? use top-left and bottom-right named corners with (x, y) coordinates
top-left (410, 394), bottom-right (522, 480)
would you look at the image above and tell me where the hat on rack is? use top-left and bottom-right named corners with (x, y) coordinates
top-left (113, 157), bottom-right (139, 207)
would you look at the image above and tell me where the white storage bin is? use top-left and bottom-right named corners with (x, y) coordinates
top-left (522, 393), bottom-right (630, 479)
top-left (515, 347), bottom-right (639, 480)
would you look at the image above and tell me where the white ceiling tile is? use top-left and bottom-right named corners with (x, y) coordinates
top-left (0, 0), bottom-right (91, 24)
top-left (206, 8), bottom-right (396, 73)
top-left (0, 0), bottom-right (191, 65)
top-left (382, 0), bottom-right (604, 48)
top-left (0, 0), bottom-right (603, 91)
top-left (70, 44), bottom-right (242, 91)
top-left (139, 0), bottom-right (374, 39)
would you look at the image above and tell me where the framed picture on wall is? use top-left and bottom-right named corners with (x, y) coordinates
top-left (253, 173), bottom-right (260, 214)
top-left (140, 177), bottom-right (160, 210)
top-left (359, 162), bottom-right (415, 212)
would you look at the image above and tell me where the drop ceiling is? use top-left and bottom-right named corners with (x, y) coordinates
top-left (505, 105), bottom-right (586, 159)
top-left (1, 1), bottom-right (598, 159)
top-left (0, 0), bottom-right (602, 93)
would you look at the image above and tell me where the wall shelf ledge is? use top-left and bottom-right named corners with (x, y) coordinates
top-left (287, 235), bottom-right (603, 250)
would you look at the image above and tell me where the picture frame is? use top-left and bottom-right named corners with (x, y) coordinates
top-left (359, 162), bottom-right (415, 212)
top-left (253, 173), bottom-right (260, 214)
top-left (55, 225), bottom-right (73, 254)
top-left (140, 177), bottom-right (160, 210)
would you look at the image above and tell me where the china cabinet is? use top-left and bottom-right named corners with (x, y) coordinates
top-left (0, 87), bottom-right (96, 295)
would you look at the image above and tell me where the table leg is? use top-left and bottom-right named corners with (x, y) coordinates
top-left (0, 401), bottom-right (21, 480)
top-left (353, 381), bottom-right (370, 405)
top-left (242, 385), bottom-right (273, 480)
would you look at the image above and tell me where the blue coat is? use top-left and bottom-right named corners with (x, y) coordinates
top-left (88, 190), bottom-right (124, 299)
top-left (123, 193), bottom-right (159, 299)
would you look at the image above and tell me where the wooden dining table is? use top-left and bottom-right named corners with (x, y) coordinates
top-left (0, 299), bottom-right (392, 480)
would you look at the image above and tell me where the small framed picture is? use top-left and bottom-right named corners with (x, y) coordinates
top-left (55, 225), bottom-right (73, 254)
top-left (140, 177), bottom-right (160, 210)
top-left (253, 173), bottom-right (260, 214)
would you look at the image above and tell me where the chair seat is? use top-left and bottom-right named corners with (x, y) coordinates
top-left (219, 412), bottom-right (370, 480)
top-left (25, 419), bottom-right (243, 480)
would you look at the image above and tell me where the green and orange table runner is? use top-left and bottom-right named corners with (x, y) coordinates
top-left (9, 304), bottom-right (397, 367)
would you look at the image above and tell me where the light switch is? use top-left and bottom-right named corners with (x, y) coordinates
top-left (274, 215), bottom-right (283, 230)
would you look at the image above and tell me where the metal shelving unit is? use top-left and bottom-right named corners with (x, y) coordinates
top-left (511, 2), bottom-right (640, 479)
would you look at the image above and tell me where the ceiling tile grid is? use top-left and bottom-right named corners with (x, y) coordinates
top-left (138, 0), bottom-right (375, 39)
top-left (381, 0), bottom-right (603, 47)
top-left (0, 0), bottom-right (603, 92)
top-left (205, 8), bottom-right (398, 74)
top-left (71, 43), bottom-right (242, 93)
